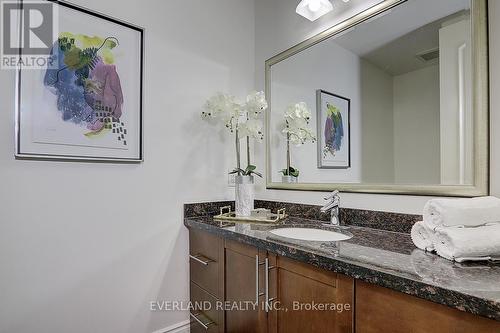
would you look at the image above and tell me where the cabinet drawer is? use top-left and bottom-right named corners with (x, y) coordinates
top-left (190, 281), bottom-right (223, 333)
top-left (189, 228), bottom-right (223, 298)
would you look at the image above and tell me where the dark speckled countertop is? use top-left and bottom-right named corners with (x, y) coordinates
top-left (184, 201), bottom-right (500, 321)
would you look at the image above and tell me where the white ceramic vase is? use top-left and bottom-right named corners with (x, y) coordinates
top-left (282, 175), bottom-right (298, 183)
top-left (235, 175), bottom-right (254, 216)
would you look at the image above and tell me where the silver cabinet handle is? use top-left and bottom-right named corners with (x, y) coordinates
top-left (189, 254), bottom-right (213, 266)
top-left (265, 258), bottom-right (269, 312)
top-left (265, 258), bottom-right (276, 313)
top-left (190, 312), bottom-right (214, 330)
top-left (256, 255), bottom-right (259, 303)
top-left (255, 254), bottom-right (265, 303)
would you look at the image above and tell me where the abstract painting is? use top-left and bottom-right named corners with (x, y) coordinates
top-left (316, 90), bottom-right (350, 169)
top-left (16, 1), bottom-right (143, 161)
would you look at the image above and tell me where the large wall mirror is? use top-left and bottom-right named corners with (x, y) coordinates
top-left (265, 0), bottom-right (488, 196)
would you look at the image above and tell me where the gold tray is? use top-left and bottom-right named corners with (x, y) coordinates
top-left (213, 206), bottom-right (287, 224)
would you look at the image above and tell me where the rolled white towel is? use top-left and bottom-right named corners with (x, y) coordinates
top-left (423, 196), bottom-right (500, 230)
top-left (434, 224), bottom-right (500, 262)
top-left (411, 222), bottom-right (435, 251)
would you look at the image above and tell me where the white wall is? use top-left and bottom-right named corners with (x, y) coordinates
top-left (393, 65), bottom-right (441, 184)
top-left (0, 0), bottom-right (254, 332)
top-left (360, 60), bottom-right (395, 183)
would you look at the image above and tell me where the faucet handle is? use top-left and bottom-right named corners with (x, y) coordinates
top-left (324, 190), bottom-right (340, 201)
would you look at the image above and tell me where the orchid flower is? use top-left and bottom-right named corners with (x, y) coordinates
top-left (281, 102), bottom-right (316, 178)
top-left (244, 91), bottom-right (268, 118)
top-left (202, 92), bottom-right (240, 132)
top-left (283, 102), bottom-right (316, 146)
top-left (202, 91), bottom-right (268, 177)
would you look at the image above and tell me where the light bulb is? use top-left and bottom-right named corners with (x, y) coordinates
top-left (296, 0), bottom-right (333, 21)
top-left (308, 0), bottom-right (321, 12)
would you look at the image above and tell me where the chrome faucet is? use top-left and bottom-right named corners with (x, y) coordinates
top-left (320, 190), bottom-right (341, 226)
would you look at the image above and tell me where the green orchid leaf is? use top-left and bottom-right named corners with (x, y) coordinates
top-left (280, 166), bottom-right (299, 177)
top-left (251, 170), bottom-right (263, 178)
top-left (242, 165), bottom-right (258, 176)
top-left (229, 168), bottom-right (245, 175)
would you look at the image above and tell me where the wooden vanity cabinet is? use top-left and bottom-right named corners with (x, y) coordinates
top-left (190, 229), bottom-right (354, 333)
top-left (224, 239), bottom-right (353, 333)
top-left (189, 228), bottom-right (500, 333)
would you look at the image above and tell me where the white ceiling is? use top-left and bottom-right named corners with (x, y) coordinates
top-left (332, 0), bottom-right (471, 75)
top-left (362, 11), bottom-right (470, 76)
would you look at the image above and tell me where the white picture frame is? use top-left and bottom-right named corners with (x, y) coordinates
top-left (15, 0), bottom-right (144, 162)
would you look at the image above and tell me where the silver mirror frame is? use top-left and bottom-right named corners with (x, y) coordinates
top-left (265, 0), bottom-right (489, 197)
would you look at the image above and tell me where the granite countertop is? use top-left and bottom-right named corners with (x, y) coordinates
top-left (184, 214), bottom-right (500, 321)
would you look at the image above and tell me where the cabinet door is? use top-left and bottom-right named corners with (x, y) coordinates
top-left (271, 256), bottom-right (354, 333)
top-left (355, 280), bottom-right (500, 333)
top-left (225, 240), bottom-right (268, 333)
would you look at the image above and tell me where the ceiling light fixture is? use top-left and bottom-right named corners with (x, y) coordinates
top-left (296, 0), bottom-right (334, 21)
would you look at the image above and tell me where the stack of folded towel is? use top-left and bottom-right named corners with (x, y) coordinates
top-left (411, 196), bottom-right (500, 262)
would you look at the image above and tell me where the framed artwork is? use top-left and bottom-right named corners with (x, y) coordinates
top-left (316, 90), bottom-right (350, 169)
top-left (16, 0), bottom-right (144, 162)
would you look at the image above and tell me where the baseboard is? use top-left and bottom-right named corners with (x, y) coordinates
top-left (151, 319), bottom-right (190, 333)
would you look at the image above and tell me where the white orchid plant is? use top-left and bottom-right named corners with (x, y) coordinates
top-left (281, 102), bottom-right (316, 177)
top-left (202, 91), bottom-right (268, 177)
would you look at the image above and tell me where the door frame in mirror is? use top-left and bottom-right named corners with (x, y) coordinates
top-left (265, 0), bottom-right (489, 197)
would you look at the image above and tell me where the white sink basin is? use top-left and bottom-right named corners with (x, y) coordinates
top-left (269, 227), bottom-right (352, 242)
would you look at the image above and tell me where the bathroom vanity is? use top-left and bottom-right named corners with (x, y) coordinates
top-left (185, 201), bottom-right (500, 333)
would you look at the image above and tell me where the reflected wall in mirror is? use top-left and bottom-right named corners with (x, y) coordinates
top-left (266, 0), bottom-right (488, 196)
